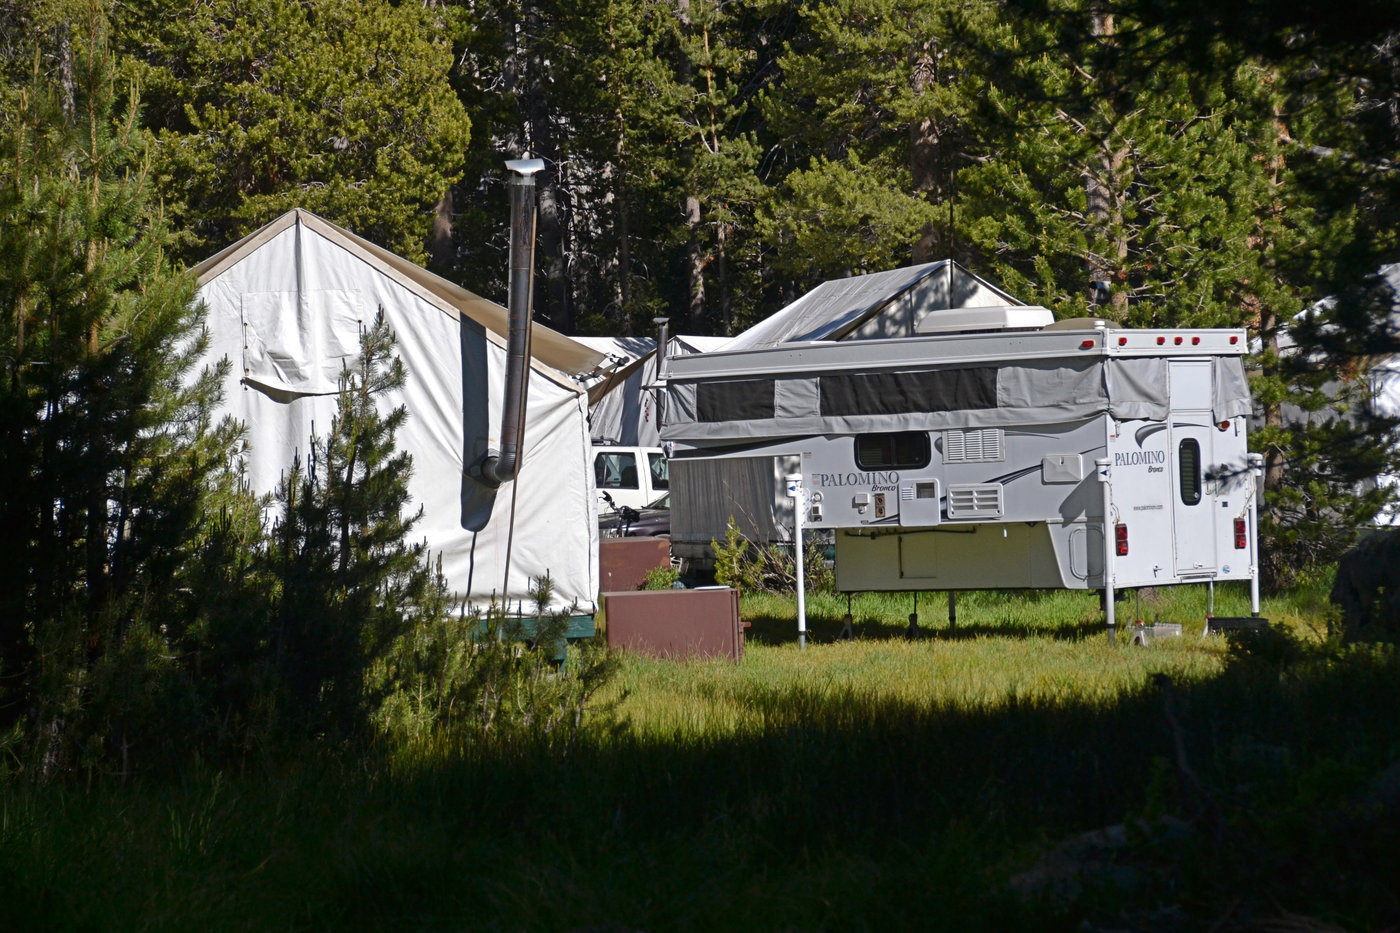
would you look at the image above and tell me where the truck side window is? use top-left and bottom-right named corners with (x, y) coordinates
top-left (595, 452), bottom-right (639, 489)
top-left (649, 452), bottom-right (669, 490)
top-left (855, 432), bottom-right (931, 471)
top-left (1179, 438), bottom-right (1202, 505)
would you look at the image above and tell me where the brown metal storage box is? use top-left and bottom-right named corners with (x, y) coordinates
top-left (602, 587), bottom-right (744, 661)
top-left (599, 537), bottom-right (672, 592)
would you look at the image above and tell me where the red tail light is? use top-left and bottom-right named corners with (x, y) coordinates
top-left (1234, 518), bottom-right (1247, 549)
top-left (1115, 523), bottom-right (1129, 556)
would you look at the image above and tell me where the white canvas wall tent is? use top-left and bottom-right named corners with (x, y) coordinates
top-left (576, 336), bottom-right (658, 445)
top-left (580, 334), bottom-right (732, 446)
top-left (1267, 264), bottom-right (1400, 522)
top-left (193, 207), bottom-right (607, 616)
top-left (1365, 266), bottom-right (1400, 519)
top-left (660, 260), bottom-right (1264, 633)
top-left (670, 335), bottom-right (733, 356)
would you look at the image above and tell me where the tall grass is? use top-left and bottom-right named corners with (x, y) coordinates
top-left (4, 577), bottom-right (1397, 932)
top-left (601, 582), bottom-right (1321, 740)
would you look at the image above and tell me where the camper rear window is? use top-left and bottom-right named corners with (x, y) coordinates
top-left (696, 378), bottom-right (776, 422)
top-left (855, 432), bottom-right (932, 471)
top-left (820, 367), bottom-right (997, 417)
top-left (1179, 438), bottom-right (1202, 505)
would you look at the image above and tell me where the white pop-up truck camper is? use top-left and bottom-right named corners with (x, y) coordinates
top-left (659, 299), bottom-right (1263, 637)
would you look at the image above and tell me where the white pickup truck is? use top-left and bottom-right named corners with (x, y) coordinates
top-left (593, 445), bottom-right (668, 513)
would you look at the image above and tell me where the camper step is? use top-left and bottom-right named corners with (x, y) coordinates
top-left (1203, 616), bottom-right (1269, 636)
top-left (1130, 622), bottom-right (1183, 646)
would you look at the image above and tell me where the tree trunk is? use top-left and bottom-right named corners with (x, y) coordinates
top-left (429, 189), bottom-right (454, 272)
top-left (716, 220), bottom-right (732, 336)
top-left (678, 0), bottom-right (705, 331)
top-left (910, 40), bottom-right (942, 264)
top-left (611, 100), bottom-right (632, 329)
top-left (523, 0), bottom-right (572, 331)
top-left (1084, 3), bottom-right (1129, 318)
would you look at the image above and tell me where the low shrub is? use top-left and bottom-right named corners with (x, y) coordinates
top-left (711, 517), bottom-right (834, 596)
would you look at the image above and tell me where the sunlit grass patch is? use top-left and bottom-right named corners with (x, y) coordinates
top-left (598, 584), bottom-right (1293, 740)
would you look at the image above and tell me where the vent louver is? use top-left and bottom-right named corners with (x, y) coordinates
top-left (943, 428), bottom-right (1005, 463)
top-left (946, 484), bottom-right (1004, 519)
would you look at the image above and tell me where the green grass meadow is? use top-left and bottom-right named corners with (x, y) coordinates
top-left (4, 580), bottom-right (1399, 931)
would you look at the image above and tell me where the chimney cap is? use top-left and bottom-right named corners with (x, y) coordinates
top-left (505, 157), bottom-right (546, 177)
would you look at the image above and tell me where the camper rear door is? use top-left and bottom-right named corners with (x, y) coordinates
top-left (1169, 360), bottom-right (1219, 576)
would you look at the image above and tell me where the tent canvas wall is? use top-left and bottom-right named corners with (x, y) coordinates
top-left (193, 209), bottom-right (605, 614)
top-left (577, 336), bottom-right (658, 445)
top-left (581, 334), bottom-right (733, 447)
top-left (1268, 264), bottom-right (1400, 524)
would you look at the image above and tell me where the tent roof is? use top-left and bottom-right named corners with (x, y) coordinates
top-left (192, 209), bottom-right (607, 378)
top-left (582, 334), bottom-right (735, 406)
top-left (574, 335), bottom-right (656, 365)
top-left (671, 334), bottom-right (731, 355)
top-left (724, 260), bottom-right (1021, 352)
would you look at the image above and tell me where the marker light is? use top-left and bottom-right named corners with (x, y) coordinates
top-left (1229, 335), bottom-right (1239, 345)
top-left (1115, 522), bottom-right (1129, 557)
top-left (1156, 336), bottom-right (1166, 345)
top-left (1118, 337), bottom-right (1128, 346)
top-left (1218, 421), bottom-right (1231, 431)
top-left (1080, 339), bottom-right (1096, 349)
top-left (1174, 336), bottom-right (1183, 345)
top-left (1192, 336), bottom-right (1201, 345)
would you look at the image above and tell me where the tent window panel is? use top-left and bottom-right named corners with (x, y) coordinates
top-left (820, 367), bottom-right (997, 417)
top-left (855, 432), bottom-right (932, 471)
top-left (696, 378), bottom-right (776, 422)
top-left (241, 290), bottom-right (362, 395)
top-left (1179, 438), bottom-right (1202, 505)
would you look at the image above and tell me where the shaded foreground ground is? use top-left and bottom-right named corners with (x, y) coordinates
top-left (4, 586), bottom-right (1399, 931)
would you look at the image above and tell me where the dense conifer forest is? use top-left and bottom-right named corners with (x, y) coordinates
top-left (1, 0), bottom-right (1398, 776)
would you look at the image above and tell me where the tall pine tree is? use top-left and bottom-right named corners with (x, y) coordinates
top-left (757, 0), bottom-right (994, 290)
top-left (958, 4), bottom-right (1283, 327)
top-left (266, 311), bottom-right (440, 743)
top-left (0, 4), bottom-right (235, 776)
top-left (112, 0), bottom-right (472, 263)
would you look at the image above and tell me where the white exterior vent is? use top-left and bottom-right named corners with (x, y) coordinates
top-left (946, 483), bottom-right (1004, 519)
top-left (943, 428), bottom-right (1005, 463)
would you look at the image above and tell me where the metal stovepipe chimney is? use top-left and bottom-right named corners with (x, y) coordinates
top-left (479, 157), bottom-right (545, 487)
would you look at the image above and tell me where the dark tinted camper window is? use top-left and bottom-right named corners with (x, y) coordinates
top-left (855, 432), bottom-right (932, 471)
top-left (696, 378), bottom-right (776, 422)
top-left (1178, 438), bottom-right (1202, 505)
